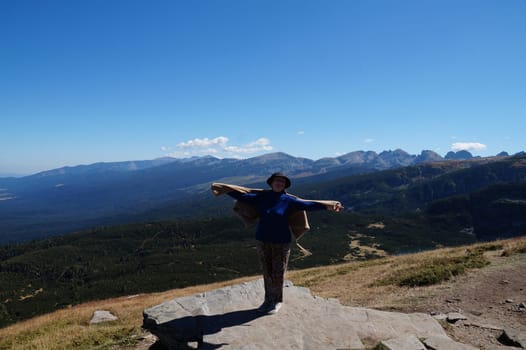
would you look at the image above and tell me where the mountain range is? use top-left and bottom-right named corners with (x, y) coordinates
top-left (0, 149), bottom-right (522, 243)
top-left (0, 150), bottom-right (525, 327)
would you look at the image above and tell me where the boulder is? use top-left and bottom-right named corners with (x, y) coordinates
top-left (143, 279), bottom-right (453, 349)
top-left (90, 310), bottom-right (118, 324)
top-left (499, 328), bottom-right (526, 348)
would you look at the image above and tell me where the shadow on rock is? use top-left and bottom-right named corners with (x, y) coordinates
top-left (145, 308), bottom-right (265, 349)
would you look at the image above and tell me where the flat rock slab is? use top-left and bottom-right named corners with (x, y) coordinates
top-left (143, 279), bottom-right (453, 349)
top-left (380, 334), bottom-right (426, 350)
top-left (447, 312), bottom-right (468, 323)
top-left (423, 336), bottom-right (478, 350)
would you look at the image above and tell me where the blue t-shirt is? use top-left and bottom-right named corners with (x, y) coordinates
top-left (227, 190), bottom-right (326, 243)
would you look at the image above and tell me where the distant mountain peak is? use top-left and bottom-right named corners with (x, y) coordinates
top-left (244, 152), bottom-right (303, 164)
top-left (445, 150), bottom-right (473, 160)
top-left (413, 150), bottom-right (443, 164)
top-left (252, 152), bottom-right (295, 160)
top-left (175, 155), bottom-right (219, 163)
top-left (379, 148), bottom-right (410, 156)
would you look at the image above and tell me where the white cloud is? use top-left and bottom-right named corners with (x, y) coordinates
top-left (224, 138), bottom-right (273, 154)
top-left (160, 146), bottom-right (170, 151)
top-left (167, 136), bottom-right (273, 158)
top-left (177, 136), bottom-right (229, 148)
top-left (297, 131), bottom-right (305, 135)
top-left (364, 138), bottom-right (375, 143)
top-left (451, 142), bottom-right (487, 152)
top-left (249, 137), bottom-right (272, 147)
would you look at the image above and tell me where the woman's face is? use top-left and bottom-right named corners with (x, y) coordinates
top-left (271, 177), bottom-right (287, 192)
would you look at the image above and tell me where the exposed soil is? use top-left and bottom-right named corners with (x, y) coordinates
top-left (383, 252), bottom-right (526, 349)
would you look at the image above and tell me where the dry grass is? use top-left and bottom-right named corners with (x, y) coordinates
top-left (501, 238), bottom-right (526, 256)
top-left (0, 276), bottom-right (257, 350)
top-left (1, 236), bottom-right (525, 350)
top-left (287, 236), bottom-right (526, 310)
top-left (344, 232), bottom-right (388, 260)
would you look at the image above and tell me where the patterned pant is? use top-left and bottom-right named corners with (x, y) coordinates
top-left (256, 241), bottom-right (291, 304)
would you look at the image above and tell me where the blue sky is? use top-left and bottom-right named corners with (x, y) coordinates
top-left (1, 0), bottom-right (525, 175)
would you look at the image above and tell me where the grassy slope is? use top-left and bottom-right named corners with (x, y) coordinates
top-left (0, 236), bottom-right (524, 350)
top-left (1, 210), bottom-right (480, 329)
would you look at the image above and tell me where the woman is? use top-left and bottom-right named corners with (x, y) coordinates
top-left (213, 172), bottom-right (343, 314)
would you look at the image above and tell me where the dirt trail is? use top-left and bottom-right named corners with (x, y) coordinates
top-left (386, 252), bottom-right (526, 349)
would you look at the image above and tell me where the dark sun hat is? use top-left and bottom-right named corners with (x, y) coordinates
top-left (266, 172), bottom-right (291, 188)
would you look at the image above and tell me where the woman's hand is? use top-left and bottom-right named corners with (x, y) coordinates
top-left (332, 202), bottom-right (344, 212)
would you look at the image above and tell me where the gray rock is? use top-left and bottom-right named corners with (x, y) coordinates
top-left (447, 312), bottom-right (468, 322)
top-left (499, 328), bottom-right (526, 348)
top-left (90, 310), bottom-right (118, 324)
top-left (468, 310), bottom-right (483, 316)
top-left (514, 303), bottom-right (526, 312)
top-left (143, 279), bottom-right (450, 349)
top-left (423, 335), bottom-right (478, 350)
top-left (380, 334), bottom-right (426, 350)
top-left (466, 321), bottom-right (504, 331)
top-left (431, 312), bottom-right (448, 320)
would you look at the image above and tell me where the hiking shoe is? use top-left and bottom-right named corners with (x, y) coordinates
top-left (266, 302), bottom-right (282, 315)
top-left (257, 300), bottom-right (272, 313)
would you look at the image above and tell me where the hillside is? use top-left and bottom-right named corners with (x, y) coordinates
top-left (1, 154), bottom-right (525, 328)
top-left (0, 236), bottom-right (524, 350)
top-left (1, 150), bottom-right (520, 243)
top-left (0, 211), bottom-right (480, 328)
